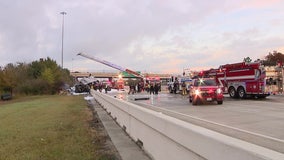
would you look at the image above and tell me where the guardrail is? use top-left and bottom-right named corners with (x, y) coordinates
top-left (92, 91), bottom-right (284, 160)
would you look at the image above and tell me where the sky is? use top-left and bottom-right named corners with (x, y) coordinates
top-left (0, 0), bottom-right (284, 74)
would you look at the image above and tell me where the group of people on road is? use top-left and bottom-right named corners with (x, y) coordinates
top-left (148, 82), bottom-right (160, 95)
top-left (80, 79), bottom-right (162, 95)
top-left (92, 80), bottom-right (111, 93)
top-left (169, 78), bottom-right (189, 95)
top-left (128, 81), bottom-right (161, 95)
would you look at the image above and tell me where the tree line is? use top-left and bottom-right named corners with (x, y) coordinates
top-left (0, 57), bottom-right (73, 95)
top-left (243, 51), bottom-right (284, 66)
top-left (262, 51), bottom-right (284, 66)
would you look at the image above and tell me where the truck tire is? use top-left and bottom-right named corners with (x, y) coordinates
top-left (237, 87), bottom-right (246, 98)
top-left (217, 100), bottom-right (223, 105)
top-left (256, 95), bottom-right (267, 99)
top-left (228, 87), bottom-right (237, 98)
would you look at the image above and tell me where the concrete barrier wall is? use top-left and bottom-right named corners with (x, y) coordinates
top-left (92, 91), bottom-right (283, 160)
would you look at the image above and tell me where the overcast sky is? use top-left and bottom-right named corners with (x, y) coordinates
top-left (0, 0), bottom-right (284, 74)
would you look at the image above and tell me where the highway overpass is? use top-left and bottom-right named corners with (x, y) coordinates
top-left (71, 71), bottom-right (172, 80)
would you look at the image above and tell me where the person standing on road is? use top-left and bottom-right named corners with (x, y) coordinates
top-left (173, 79), bottom-right (179, 94)
top-left (105, 83), bottom-right (108, 93)
top-left (182, 82), bottom-right (186, 95)
top-left (154, 83), bottom-right (159, 94)
top-left (149, 83), bottom-right (154, 94)
top-left (128, 84), bottom-right (134, 94)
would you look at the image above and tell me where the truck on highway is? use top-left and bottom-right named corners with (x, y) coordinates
top-left (199, 62), bottom-right (270, 99)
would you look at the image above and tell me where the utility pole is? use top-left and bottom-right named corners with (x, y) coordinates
top-left (60, 11), bottom-right (67, 68)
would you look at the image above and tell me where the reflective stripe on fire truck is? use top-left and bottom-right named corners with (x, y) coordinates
top-left (217, 75), bottom-right (255, 88)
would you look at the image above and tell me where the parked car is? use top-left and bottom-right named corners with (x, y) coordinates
top-left (189, 78), bottom-right (224, 105)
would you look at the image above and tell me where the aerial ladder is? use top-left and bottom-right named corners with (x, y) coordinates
top-left (77, 52), bottom-right (143, 78)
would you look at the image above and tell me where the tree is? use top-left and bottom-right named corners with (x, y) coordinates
top-left (0, 63), bottom-right (30, 94)
top-left (262, 51), bottom-right (284, 66)
top-left (0, 57), bottom-right (73, 95)
top-left (243, 57), bottom-right (252, 63)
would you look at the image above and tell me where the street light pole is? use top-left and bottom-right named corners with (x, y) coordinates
top-left (60, 11), bottom-right (67, 68)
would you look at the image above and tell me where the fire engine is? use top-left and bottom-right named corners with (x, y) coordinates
top-left (200, 62), bottom-right (270, 98)
top-left (112, 79), bottom-right (124, 90)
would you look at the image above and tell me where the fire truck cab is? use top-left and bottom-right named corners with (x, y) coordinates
top-left (201, 62), bottom-right (270, 99)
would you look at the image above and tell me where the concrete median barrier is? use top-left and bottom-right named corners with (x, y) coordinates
top-left (92, 90), bottom-right (284, 160)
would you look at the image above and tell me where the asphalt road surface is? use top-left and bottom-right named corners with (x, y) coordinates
top-left (108, 90), bottom-right (284, 153)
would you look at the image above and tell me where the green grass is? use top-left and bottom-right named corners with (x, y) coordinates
top-left (0, 95), bottom-right (96, 160)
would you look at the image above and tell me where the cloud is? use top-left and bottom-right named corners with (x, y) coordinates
top-left (0, 0), bottom-right (284, 74)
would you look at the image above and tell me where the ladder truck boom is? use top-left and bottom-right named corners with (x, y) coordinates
top-left (77, 52), bottom-right (143, 78)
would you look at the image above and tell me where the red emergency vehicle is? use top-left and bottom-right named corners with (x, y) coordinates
top-left (200, 62), bottom-right (270, 98)
top-left (113, 79), bottom-right (124, 89)
top-left (189, 78), bottom-right (224, 105)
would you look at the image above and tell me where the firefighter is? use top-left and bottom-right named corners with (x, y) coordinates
top-left (154, 83), bottom-right (159, 95)
top-left (145, 82), bottom-right (149, 93)
top-left (104, 83), bottom-right (108, 93)
top-left (182, 81), bottom-right (186, 95)
top-left (173, 78), bottom-right (179, 94)
top-left (149, 83), bottom-right (154, 94)
top-left (128, 84), bottom-right (135, 94)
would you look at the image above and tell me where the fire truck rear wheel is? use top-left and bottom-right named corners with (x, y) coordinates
top-left (237, 87), bottom-right (246, 98)
top-left (228, 87), bottom-right (237, 98)
top-left (256, 95), bottom-right (266, 99)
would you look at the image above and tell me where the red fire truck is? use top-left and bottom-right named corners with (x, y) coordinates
top-left (112, 79), bottom-right (124, 90)
top-left (199, 62), bottom-right (270, 98)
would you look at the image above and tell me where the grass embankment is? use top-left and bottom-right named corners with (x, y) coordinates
top-left (0, 95), bottom-right (103, 160)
